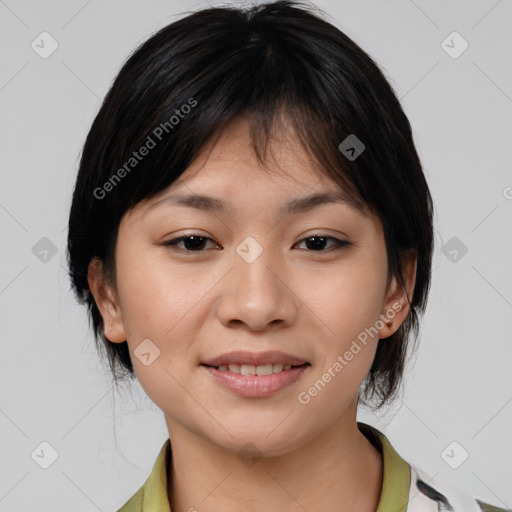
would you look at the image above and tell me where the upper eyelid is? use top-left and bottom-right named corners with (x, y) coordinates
top-left (163, 233), bottom-right (349, 250)
top-left (164, 233), bottom-right (345, 242)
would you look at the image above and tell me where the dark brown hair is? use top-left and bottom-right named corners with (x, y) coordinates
top-left (67, 0), bottom-right (434, 410)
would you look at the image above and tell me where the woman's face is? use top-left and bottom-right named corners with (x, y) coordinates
top-left (89, 116), bottom-right (414, 456)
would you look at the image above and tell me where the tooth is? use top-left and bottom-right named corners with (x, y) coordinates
top-left (240, 364), bottom-right (256, 375)
top-left (256, 364), bottom-right (273, 375)
top-left (221, 363), bottom-right (296, 375)
top-left (228, 364), bottom-right (241, 373)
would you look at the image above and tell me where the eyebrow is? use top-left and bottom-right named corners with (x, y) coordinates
top-left (145, 190), bottom-right (367, 217)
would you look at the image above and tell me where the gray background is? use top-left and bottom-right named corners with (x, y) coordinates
top-left (1, 0), bottom-right (511, 510)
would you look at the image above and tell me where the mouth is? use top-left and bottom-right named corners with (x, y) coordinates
top-left (201, 362), bottom-right (311, 375)
top-left (200, 350), bottom-right (311, 397)
top-left (200, 362), bottom-right (311, 398)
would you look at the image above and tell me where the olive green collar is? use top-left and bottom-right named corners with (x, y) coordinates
top-left (357, 422), bottom-right (411, 512)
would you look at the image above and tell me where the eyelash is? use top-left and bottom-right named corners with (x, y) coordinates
top-left (162, 234), bottom-right (352, 253)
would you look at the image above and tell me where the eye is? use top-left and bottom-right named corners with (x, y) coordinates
top-left (294, 235), bottom-right (351, 252)
top-left (162, 234), bottom-right (221, 252)
top-left (162, 234), bottom-right (351, 253)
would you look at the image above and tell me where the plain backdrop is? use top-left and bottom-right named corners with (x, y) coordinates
top-left (0, 0), bottom-right (511, 510)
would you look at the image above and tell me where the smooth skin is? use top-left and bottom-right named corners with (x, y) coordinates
top-left (88, 115), bottom-right (417, 512)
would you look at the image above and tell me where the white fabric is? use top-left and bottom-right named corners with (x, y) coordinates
top-left (407, 465), bottom-right (492, 512)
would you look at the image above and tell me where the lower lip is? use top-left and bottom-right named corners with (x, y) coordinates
top-left (201, 364), bottom-right (310, 398)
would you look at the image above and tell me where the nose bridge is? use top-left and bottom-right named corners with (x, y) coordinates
top-left (216, 235), bottom-right (298, 330)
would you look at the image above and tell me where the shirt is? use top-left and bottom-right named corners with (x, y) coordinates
top-left (116, 421), bottom-right (510, 512)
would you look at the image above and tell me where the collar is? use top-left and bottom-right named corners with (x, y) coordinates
top-left (357, 422), bottom-right (411, 512)
top-left (117, 422), bottom-right (411, 512)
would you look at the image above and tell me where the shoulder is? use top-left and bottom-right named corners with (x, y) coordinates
top-left (358, 423), bottom-right (510, 512)
top-left (408, 465), bottom-right (511, 512)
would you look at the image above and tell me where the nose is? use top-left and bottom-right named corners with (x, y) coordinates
top-left (215, 243), bottom-right (299, 332)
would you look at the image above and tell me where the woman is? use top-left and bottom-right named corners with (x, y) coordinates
top-left (66, 1), bottom-right (508, 511)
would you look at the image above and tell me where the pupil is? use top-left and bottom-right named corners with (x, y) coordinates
top-left (184, 236), bottom-right (206, 250)
top-left (182, 236), bottom-right (328, 251)
top-left (306, 237), bottom-right (326, 251)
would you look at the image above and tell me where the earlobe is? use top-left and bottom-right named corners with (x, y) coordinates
top-left (87, 258), bottom-right (127, 343)
top-left (378, 250), bottom-right (417, 339)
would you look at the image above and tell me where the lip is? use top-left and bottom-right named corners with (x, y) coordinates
top-left (202, 364), bottom-right (310, 398)
top-left (201, 350), bottom-right (308, 367)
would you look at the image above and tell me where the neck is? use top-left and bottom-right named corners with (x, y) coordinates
top-left (165, 409), bottom-right (383, 512)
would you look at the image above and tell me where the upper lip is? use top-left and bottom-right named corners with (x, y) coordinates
top-left (202, 350), bottom-right (309, 367)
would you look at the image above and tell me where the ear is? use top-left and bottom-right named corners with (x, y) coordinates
top-left (378, 249), bottom-right (417, 340)
top-left (87, 258), bottom-right (128, 343)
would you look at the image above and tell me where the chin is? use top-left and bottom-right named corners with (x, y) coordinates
top-left (207, 424), bottom-right (308, 459)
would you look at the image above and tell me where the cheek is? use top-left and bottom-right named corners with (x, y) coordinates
top-left (299, 257), bottom-right (388, 344)
top-left (113, 244), bottom-right (220, 394)
top-left (115, 243), bottom-right (201, 335)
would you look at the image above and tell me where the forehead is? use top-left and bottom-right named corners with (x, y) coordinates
top-left (149, 117), bottom-right (368, 213)
top-left (175, 115), bottom-right (318, 183)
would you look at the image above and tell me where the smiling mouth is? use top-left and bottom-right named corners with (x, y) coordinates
top-left (201, 362), bottom-right (310, 375)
